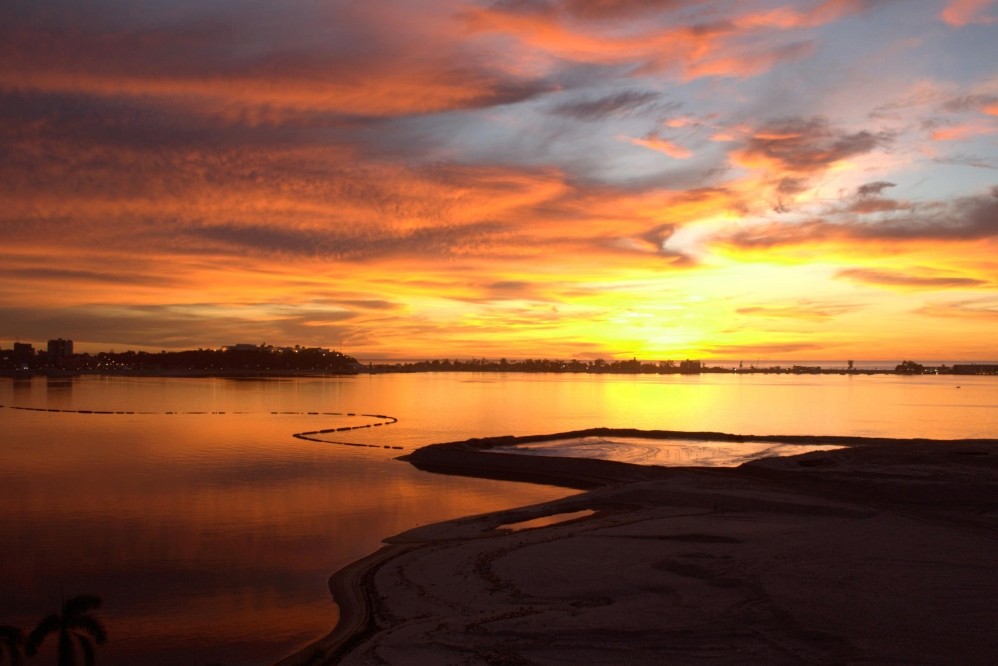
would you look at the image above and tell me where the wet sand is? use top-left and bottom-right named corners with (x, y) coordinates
top-left (281, 430), bottom-right (998, 665)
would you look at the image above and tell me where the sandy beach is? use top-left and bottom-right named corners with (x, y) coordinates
top-left (281, 430), bottom-right (998, 665)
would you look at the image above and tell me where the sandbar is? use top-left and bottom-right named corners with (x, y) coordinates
top-left (280, 429), bottom-right (998, 665)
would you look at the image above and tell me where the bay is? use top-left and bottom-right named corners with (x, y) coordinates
top-left (1, 372), bottom-right (995, 665)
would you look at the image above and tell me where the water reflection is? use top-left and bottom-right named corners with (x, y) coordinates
top-left (502, 436), bottom-right (844, 466)
top-left (45, 376), bottom-right (75, 407)
top-left (0, 380), bottom-right (571, 665)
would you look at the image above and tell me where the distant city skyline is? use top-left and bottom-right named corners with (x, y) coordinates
top-left (2, 1), bottom-right (996, 360)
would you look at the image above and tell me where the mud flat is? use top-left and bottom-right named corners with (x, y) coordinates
top-left (281, 430), bottom-right (998, 665)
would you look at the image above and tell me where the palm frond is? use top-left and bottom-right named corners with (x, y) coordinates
top-left (68, 617), bottom-right (107, 645)
top-left (77, 635), bottom-right (96, 666)
top-left (25, 615), bottom-right (60, 655)
top-left (0, 624), bottom-right (27, 666)
top-left (63, 596), bottom-right (101, 619)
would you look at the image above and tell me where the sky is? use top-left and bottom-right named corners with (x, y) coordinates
top-left (1, 0), bottom-right (997, 361)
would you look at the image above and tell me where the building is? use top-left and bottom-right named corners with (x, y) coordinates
top-left (952, 364), bottom-right (998, 375)
top-left (47, 338), bottom-right (74, 360)
top-left (679, 359), bottom-right (703, 374)
top-left (13, 342), bottom-right (34, 360)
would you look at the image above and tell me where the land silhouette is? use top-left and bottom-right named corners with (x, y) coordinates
top-left (4, 340), bottom-right (996, 378)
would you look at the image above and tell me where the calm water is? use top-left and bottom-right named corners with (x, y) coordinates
top-left (1, 372), bottom-right (995, 665)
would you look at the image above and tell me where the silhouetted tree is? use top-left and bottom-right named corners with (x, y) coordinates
top-left (895, 360), bottom-right (925, 375)
top-left (26, 595), bottom-right (107, 666)
top-left (0, 625), bottom-right (25, 666)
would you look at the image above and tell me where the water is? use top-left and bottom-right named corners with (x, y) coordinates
top-left (1, 372), bottom-right (995, 665)
top-left (501, 436), bottom-right (846, 466)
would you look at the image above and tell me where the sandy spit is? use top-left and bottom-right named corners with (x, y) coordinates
top-left (279, 430), bottom-right (998, 665)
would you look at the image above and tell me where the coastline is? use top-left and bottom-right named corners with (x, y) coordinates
top-left (281, 430), bottom-right (998, 665)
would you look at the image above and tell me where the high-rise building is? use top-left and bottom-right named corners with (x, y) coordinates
top-left (47, 338), bottom-right (74, 360)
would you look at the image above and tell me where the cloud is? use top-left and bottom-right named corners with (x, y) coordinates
top-left (846, 182), bottom-right (906, 214)
top-left (942, 93), bottom-right (998, 115)
top-left (837, 268), bottom-right (988, 289)
top-left (940, 0), bottom-right (997, 26)
top-left (845, 198), bottom-right (911, 214)
top-left (933, 153), bottom-right (997, 169)
top-left (490, 0), bottom-right (704, 21)
top-left (0, 303), bottom-right (355, 351)
top-left (856, 181), bottom-right (896, 197)
top-left (930, 123), bottom-right (997, 141)
top-left (549, 90), bottom-right (662, 121)
top-left (915, 298), bottom-right (998, 319)
top-left (732, 117), bottom-right (887, 174)
top-left (0, 2), bottom-right (554, 119)
top-left (627, 134), bottom-right (692, 158)
top-left (494, 0), bottom-right (887, 25)
top-left (0, 266), bottom-right (176, 288)
top-left (185, 220), bottom-right (511, 261)
top-left (340, 300), bottom-right (402, 311)
top-left (702, 341), bottom-right (827, 357)
top-left (736, 300), bottom-right (860, 321)
top-left (466, 1), bottom-right (828, 81)
top-left (717, 189), bottom-right (998, 248)
top-left (558, 0), bottom-right (702, 20)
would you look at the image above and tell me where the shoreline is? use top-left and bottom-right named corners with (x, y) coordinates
top-left (281, 430), bottom-right (998, 665)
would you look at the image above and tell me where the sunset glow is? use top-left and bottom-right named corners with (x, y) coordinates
top-left (2, 0), bottom-right (996, 360)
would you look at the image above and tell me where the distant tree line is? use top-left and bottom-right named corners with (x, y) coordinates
top-left (371, 358), bottom-right (709, 374)
top-left (1, 345), bottom-right (360, 375)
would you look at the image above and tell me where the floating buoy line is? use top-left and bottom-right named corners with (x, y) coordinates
top-left (0, 404), bottom-right (403, 450)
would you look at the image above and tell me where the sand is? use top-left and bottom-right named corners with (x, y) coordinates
top-left (280, 430), bottom-right (998, 665)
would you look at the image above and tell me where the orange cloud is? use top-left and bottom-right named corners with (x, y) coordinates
top-left (0, 5), bottom-right (550, 119)
top-left (940, 0), bottom-right (996, 26)
top-left (837, 267), bottom-right (989, 290)
top-left (930, 124), bottom-right (997, 141)
top-left (736, 300), bottom-right (860, 321)
top-left (916, 299), bottom-right (998, 319)
top-left (463, 2), bottom-right (834, 81)
top-left (731, 117), bottom-right (885, 175)
top-left (627, 135), bottom-right (692, 158)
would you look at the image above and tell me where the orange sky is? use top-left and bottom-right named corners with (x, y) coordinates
top-left (1, 0), bottom-right (996, 360)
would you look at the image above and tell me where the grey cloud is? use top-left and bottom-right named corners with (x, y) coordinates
top-left (851, 191), bottom-right (998, 241)
top-left (942, 94), bottom-right (998, 114)
top-left (720, 190), bottom-right (998, 248)
top-left (186, 220), bottom-right (509, 261)
top-left (1, 3), bottom-right (554, 122)
top-left (336, 300), bottom-right (403, 311)
top-left (0, 266), bottom-right (175, 287)
top-left (856, 181), bottom-right (896, 197)
top-left (488, 0), bottom-right (554, 14)
top-left (846, 198), bottom-right (910, 214)
top-left (740, 117), bottom-right (889, 174)
top-left (549, 90), bottom-right (663, 121)
top-left (561, 0), bottom-right (701, 20)
top-left (933, 154), bottom-right (997, 170)
top-left (488, 280), bottom-right (533, 292)
top-left (777, 178), bottom-right (809, 195)
top-left (491, 0), bottom-right (713, 21)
